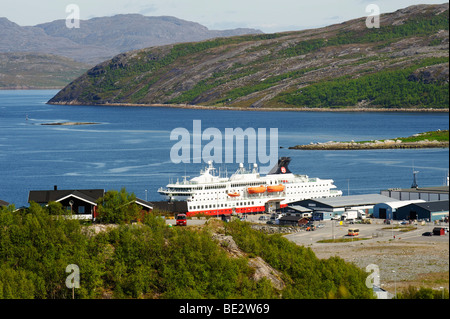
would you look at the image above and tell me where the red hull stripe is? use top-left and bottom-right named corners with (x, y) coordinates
top-left (186, 203), bottom-right (289, 217)
top-left (187, 205), bottom-right (265, 217)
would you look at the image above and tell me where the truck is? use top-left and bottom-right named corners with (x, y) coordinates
top-left (341, 210), bottom-right (358, 221)
top-left (358, 210), bottom-right (367, 220)
top-left (341, 209), bottom-right (366, 221)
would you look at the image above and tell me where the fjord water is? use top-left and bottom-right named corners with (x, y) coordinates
top-left (0, 90), bottom-right (448, 207)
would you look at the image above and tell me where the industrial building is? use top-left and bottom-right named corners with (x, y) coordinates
top-left (372, 199), bottom-right (425, 220)
top-left (395, 200), bottom-right (449, 222)
top-left (380, 186), bottom-right (449, 201)
top-left (312, 211), bottom-right (334, 221)
top-left (292, 194), bottom-right (398, 217)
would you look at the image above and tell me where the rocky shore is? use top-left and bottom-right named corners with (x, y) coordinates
top-left (289, 139), bottom-right (449, 150)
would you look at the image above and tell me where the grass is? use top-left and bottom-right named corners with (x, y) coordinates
top-left (317, 237), bottom-right (371, 243)
top-left (349, 130), bottom-right (449, 144)
top-left (381, 225), bottom-right (418, 232)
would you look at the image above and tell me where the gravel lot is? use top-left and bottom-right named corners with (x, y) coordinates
top-left (283, 219), bottom-right (449, 293)
top-left (169, 215), bottom-right (449, 294)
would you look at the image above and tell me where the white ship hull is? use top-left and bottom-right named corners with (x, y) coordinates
top-left (158, 157), bottom-right (342, 216)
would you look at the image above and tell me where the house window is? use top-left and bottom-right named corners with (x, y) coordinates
top-left (78, 206), bottom-right (85, 214)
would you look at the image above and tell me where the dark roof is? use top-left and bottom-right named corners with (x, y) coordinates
top-left (0, 199), bottom-right (9, 207)
top-left (285, 205), bottom-right (312, 213)
top-left (28, 189), bottom-right (104, 204)
top-left (150, 201), bottom-right (188, 213)
top-left (295, 194), bottom-right (396, 208)
top-left (406, 200), bottom-right (449, 212)
top-left (135, 198), bottom-right (153, 209)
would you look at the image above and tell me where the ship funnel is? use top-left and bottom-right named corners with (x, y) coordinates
top-left (268, 157), bottom-right (292, 175)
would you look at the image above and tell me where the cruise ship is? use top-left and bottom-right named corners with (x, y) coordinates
top-left (158, 157), bottom-right (342, 216)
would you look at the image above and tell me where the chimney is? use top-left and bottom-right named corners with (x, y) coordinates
top-left (54, 185), bottom-right (58, 191)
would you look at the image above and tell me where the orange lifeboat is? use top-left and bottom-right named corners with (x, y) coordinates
top-left (227, 192), bottom-right (240, 197)
top-left (247, 185), bottom-right (267, 194)
top-left (267, 184), bottom-right (285, 193)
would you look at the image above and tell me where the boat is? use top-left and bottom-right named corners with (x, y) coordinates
top-left (267, 184), bottom-right (285, 193)
top-left (227, 192), bottom-right (240, 197)
top-left (157, 157), bottom-right (342, 216)
top-left (247, 185), bottom-right (266, 194)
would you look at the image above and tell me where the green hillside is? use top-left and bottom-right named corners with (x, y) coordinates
top-left (49, 3), bottom-right (449, 109)
top-left (0, 202), bottom-right (373, 299)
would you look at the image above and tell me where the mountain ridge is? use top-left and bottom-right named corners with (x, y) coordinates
top-left (48, 3), bottom-right (449, 110)
top-left (0, 14), bottom-right (262, 64)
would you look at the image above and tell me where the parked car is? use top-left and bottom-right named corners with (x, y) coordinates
top-left (422, 232), bottom-right (433, 236)
top-left (176, 214), bottom-right (187, 226)
top-left (259, 216), bottom-right (269, 221)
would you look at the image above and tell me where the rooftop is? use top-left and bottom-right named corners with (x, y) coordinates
top-left (28, 188), bottom-right (105, 204)
top-left (297, 194), bottom-right (397, 208)
top-left (406, 200), bottom-right (449, 212)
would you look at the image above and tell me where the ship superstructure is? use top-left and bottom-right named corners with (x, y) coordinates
top-left (158, 157), bottom-right (342, 216)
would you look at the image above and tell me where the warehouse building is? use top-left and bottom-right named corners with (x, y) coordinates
top-left (395, 200), bottom-right (449, 222)
top-left (293, 194), bottom-right (398, 217)
top-left (372, 199), bottom-right (425, 220)
top-left (380, 186), bottom-right (449, 201)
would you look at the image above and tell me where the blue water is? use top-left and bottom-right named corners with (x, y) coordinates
top-left (0, 90), bottom-right (448, 207)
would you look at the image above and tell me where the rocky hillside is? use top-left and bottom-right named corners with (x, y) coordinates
top-left (48, 3), bottom-right (449, 110)
top-left (0, 53), bottom-right (89, 89)
top-left (0, 15), bottom-right (261, 64)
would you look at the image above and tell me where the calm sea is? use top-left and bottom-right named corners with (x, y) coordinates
top-left (0, 90), bottom-right (448, 207)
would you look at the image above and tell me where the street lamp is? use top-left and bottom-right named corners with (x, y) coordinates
top-left (69, 200), bottom-right (74, 215)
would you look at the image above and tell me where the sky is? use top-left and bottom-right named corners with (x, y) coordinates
top-left (1, 0), bottom-right (448, 33)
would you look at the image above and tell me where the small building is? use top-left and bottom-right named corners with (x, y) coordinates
top-left (28, 186), bottom-right (105, 220)
top-left (278, 216), bottom-right (309, 226)
top-left (381, 186), bottom-right (449, 201)
top-left (395, 200), bottom-right (449, 222)
top-left (372, 200), bottom-right (425, 220)
top-left (278, 215), bottom-right (302, 226)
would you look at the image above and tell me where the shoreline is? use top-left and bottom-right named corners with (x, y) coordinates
top-left (289, 130), bottom-right (449, 150)
top-left (47, 101), bottom-right (450, 113)
top-left (289, 141), bottom-right (449, 150)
